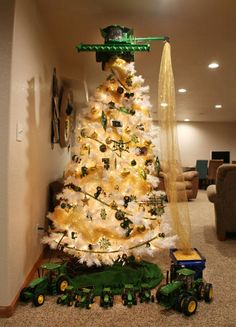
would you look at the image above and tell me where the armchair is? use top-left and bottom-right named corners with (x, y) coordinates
top-left (158, 170), bottom-right (199, 200)
top-left (207, 164), bottom-right (236, 240)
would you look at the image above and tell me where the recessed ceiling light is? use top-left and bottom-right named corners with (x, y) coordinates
top-left (184, 118), bottom-right (190, 122)
top-left (214, 104), bottom-right (222, 109)
top-left (208, 62), bottom-right (219, 69)
top-left (178, 88), bottom-right (187, 93)
top-left (160, 102), bottom-right (168, 107)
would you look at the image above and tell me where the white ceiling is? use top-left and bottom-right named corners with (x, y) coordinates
top-left (37, 0), bottom-right (236, 122)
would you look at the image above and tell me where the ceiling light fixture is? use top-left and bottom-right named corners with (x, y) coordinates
top-left (184, 118), bottom-right (190, 122)
top-left (160, 102), bottom-right (168, 107)
top-left (214, 104), bottom-right (222, 109)
top-left (178, 88), bottom-right (187, 93)
top-left (208, 62), bottom-right (219, 69)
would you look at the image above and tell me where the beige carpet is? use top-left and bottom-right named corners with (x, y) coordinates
top-left (1, 190), bottom-right (236, 327)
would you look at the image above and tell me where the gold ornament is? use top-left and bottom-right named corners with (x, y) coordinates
top-left (136, 256), bottom-right (142, 263)
top-left (80, 128), bottom-right (88, 137)
top-left (82, 196), bottom-right (90, 207)
top-left (90, 132), bottom-right (98, 139)
top-left (110, 201), bottom-right (118, 210)
top-left (144, 140), bottom-right (152, 147)
top-left (125, 126), bottom-right (131, 134)
top-left (108, 58), bottom-right (128, 82)
top-left (137, 225), bottom-right (146, 232)
top-left (121, 169), bottom-right (130, 177)
top-left (105, 137), bottom-right (112, 144)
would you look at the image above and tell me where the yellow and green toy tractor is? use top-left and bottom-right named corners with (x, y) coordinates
top-left (20, 262), bottom-right (70, 306)
top-left (156, 268), bottom-right (213, 316)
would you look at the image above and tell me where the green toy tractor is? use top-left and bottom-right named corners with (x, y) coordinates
top-left (20, 262), bottom-right (70, 306)
top-left (57, 285), bottom-right (77, 306)
top-left (156, 268), bottom-right (213, 316)
top-left (138, 283), bottom-right (155, 303)
top-left (74, 286), bottom-right (95, 309)
top-left (122, 284), bottom-right (137, 307)
top-left (100, 287), bottom-right (114, 308)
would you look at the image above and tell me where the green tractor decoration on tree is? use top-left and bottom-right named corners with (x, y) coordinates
top-left (20, 262), bottom-right (69, 306)
top-left (76, 24), bottom-right (169, 70)
top-left (156, 268), bottom-right (213, 316)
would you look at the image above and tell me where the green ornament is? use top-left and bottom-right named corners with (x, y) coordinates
top-left (155, 156), bottom-right (161, 176)
top-left (99, 237), bottom-right (111, 250)
top-left (115, 210), bottom-right (125, 221)
top-left (124, 92), bottom-right (134, 99)
top-left (100, 208), bottom-right (107, 220)
top-left (101, 111), bottom-right (107, 130)
top-left (71, 232), bottom-right (77, 239)
top-left (74, 185), bottom-right (81, 192)
top-left (118, 107), bottom-right (130, 114)
top-left (94, 186), bottom-right (102, 199)
top-left (117, 86), bottom-right (124, 94)
top-left (108, 101), bottom-right (116, 109)
top-left (131, 134), bottom-right (139, 143)
top-left (126, 76), bottom-right (132, 86)
top-left (129, 109), bottom-right (136, 115)
top-left (138, 167), bottom-right (147, 180)
top-left (81, 166), bottom-right (88, 177)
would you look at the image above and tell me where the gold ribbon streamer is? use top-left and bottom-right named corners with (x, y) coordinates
top-left (52, 207), bottom-right (159, 244)
top-left (157, 42), bottom-right (191, 253)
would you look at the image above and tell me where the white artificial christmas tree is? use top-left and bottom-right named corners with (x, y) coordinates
top-left (43, 57), bottom-right (176, 266)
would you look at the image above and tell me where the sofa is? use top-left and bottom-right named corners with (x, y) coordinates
top-left (207, 164), bottom-right (236, 240)
top-left (158, 170), bottom-right (199, 200)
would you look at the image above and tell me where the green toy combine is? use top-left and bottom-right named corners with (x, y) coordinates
top-left (76, 24), bottom-right (169, 69)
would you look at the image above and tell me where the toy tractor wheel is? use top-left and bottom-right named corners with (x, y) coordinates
top-left (20, 287), bottom-right (30, 302)
top-left (75, 301), bottom-right (80, 307)
top-left (86, 303), bottom-right (92, 309)
top-left (156, 285), bottom-right (163, 302)
top-left (204, 283), bottom-right (213, 302)
top-left (197, 282), bottom-right (204, 300)
top-left (57, 277), bottom-right (69, 294)
top-left (33, 293), bottom-right (45, 307)
top-left (176, 293), bottom-right (186, 312)
top-left (182, 296), bottom-right (198, 316)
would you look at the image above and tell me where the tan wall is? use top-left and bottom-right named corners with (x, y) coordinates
top-left (0, 0), bottom-right (69, 306)
top-left (0, 0), bottom-right (15, 308)
top-left (177, 122), bottom-right (236, 167)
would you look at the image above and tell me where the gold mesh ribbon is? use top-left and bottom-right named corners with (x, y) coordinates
top-left (157, 42), bottom-right (191, 253)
